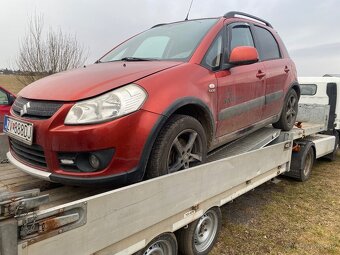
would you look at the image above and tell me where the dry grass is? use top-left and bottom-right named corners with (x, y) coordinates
top-left (0, 74), bottom-right (27, 94)
top-left (211, 152), bottom-right (340, 255)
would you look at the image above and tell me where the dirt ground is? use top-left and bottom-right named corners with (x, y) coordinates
top-left (1, 74), bottom-right (339, 254)
top-left (211, 152), bottom-right (340, 255)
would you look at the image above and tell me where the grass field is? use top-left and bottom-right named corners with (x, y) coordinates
top-left (211, 154), bottom-right (340, 255)
top-left (1, 74), bottom-right (339, 254)
top-left (0, 74), bottom-right (27, 94)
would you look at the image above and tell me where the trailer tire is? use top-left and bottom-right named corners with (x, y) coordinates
top-left (273, 89), bottom-right (298, 131)
top-left (146, 115), bottom-right (207, 179)
top-left (176, 207), bottom-right (221, 255)
top-left (135, 232), bottom-right (178, 255)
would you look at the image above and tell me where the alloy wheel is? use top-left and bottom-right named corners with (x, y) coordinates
top-left (167, 129), bottom-right (203, 173)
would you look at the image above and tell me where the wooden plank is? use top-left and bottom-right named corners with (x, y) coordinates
top-left (0, 171), bottom-right (28, 180)
top-left (0, 163), bottom-right (52, 193)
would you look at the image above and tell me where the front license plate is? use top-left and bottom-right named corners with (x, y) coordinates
top-left (3, 115), bottom-right (34, 145)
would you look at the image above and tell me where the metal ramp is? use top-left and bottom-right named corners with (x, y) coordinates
top-left (207, 127), bottom-right (281, 162)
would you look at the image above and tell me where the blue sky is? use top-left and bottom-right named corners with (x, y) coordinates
top-left (1, 0), bottom-right (339, 76)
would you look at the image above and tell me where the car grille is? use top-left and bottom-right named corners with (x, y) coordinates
top-left (12, 97), bottom-right (63, 119)
top-left (9, 138), bottom-right (47, 168)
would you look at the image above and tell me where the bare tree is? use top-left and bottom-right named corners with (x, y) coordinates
top-left (16, 14), bottom-right (88, 85)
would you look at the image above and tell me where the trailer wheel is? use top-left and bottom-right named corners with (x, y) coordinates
top-left (177, 207), bottom-right (221, 255)
top-left (273, 89), bottom-right (298, 131)
top-left (146, 115), bottom-right (207, 178)
top-left (135, 233), bottom-right (178, 255)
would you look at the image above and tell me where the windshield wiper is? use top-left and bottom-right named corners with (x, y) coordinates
top-left (120, 57), bottom-right (158, 61)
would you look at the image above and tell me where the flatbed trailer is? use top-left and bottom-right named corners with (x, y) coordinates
top-left (0, 106), bottom-right (337, 255)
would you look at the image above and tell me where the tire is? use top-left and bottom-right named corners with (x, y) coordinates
top-left (299, 146), bottom-right (314, 181)
top-left (146, 114), bottom-right (207, 179)
top-left (285, 143), bottom-right (314, 182)
top-left (273, 89), bottom-right (298, 131)
top-left (134, 233), bottom-right (178, 255)
top-left (176, 207), bottom-right (222, 255)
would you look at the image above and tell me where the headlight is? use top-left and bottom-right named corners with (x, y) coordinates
top-left (65, 84), bottom-right (147, 124)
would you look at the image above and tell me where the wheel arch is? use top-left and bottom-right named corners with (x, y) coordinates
top-left (290, 81), bottom-right (301, 99)
top-left (168, 99), bottom-right (215, 149)
top-left (130, 98), bottom-right (215, 181)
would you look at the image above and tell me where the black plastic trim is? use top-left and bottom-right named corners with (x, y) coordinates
top-left (50, 169), bottom-right (132, 187)
top-left (289, 81), bottom-right (301, 98)
top-left (224, 11), bottom-right (273, 28)
top-left (326, 82), bottom-right (337, 131)
top-left (136, 97), bottom-right (215, 178)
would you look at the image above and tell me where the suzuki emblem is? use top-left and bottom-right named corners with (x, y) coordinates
top-left (20, 102), bottom-right (31, 117)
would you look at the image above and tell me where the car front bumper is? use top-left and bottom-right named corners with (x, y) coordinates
top-left (7, 107), bottom-right (162, 186)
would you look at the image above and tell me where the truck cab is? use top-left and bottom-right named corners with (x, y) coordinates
top-left (298, 77), bottom-right (340, 135)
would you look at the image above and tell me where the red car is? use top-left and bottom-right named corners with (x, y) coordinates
top-left (0, 86), bottom-right (16, 125)
top-left (5, 12), bottom-right (299, 186)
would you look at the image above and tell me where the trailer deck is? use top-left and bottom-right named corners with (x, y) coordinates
top-left (0, 120), bottom-right (336, 255)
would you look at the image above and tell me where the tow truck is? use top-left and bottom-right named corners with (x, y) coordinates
top-left (0, 95), bottom-right (337, 255)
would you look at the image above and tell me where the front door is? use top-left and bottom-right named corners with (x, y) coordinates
top-left (216, 23), bottom-right (266, 137)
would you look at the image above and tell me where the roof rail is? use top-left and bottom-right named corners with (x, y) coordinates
top-left (151, 23), bottom-right (167, 29)
top-left (224, 11), bottom-right (273, 28)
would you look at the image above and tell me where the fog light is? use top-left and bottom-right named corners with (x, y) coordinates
top-left (89, 154), bottom-right (100, 169)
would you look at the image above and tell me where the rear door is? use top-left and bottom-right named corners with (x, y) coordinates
top-left (251, 25), bottom-right (288, 119)
top-left (216, 22), bottom-right (266, 137)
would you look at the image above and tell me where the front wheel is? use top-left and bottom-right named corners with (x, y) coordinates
top-left (146, 115), bottom-right (207, 179)
top-left (273, 89), bottom-right (298, 131)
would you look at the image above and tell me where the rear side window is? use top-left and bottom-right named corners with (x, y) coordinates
top-left (300, 84), bottom-right (317, 95)
top-left (253, 26), bottom-right (281, 61)
top-left (230, 25), bottom-right (254, 51)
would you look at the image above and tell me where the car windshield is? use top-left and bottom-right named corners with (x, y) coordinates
top-left (100, 19), bottom-right (218, 62)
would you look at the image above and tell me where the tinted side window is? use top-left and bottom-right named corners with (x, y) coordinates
top-left (202, 34), bottom-right (223, 70)
top-left (253, 26), bottom-right (280, 61)
top-left (300, 84), bottom-right (317, 95)
top-left (230, 26), bottom-right (254, 51)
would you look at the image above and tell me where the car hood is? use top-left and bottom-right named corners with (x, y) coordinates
top-left (19, 61), bottom-right (182, 101)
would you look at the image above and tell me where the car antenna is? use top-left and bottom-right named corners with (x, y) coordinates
top-left (185, 0), bottom-right (194, 21)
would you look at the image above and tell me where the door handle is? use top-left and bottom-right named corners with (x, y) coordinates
top-left (256, 70), bottom-right (266, 79)
top-left (284, 66), bottom-right (290, 73)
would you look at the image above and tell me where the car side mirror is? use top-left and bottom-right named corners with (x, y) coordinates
top-left (228, 46), bottom-right (259, 66)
